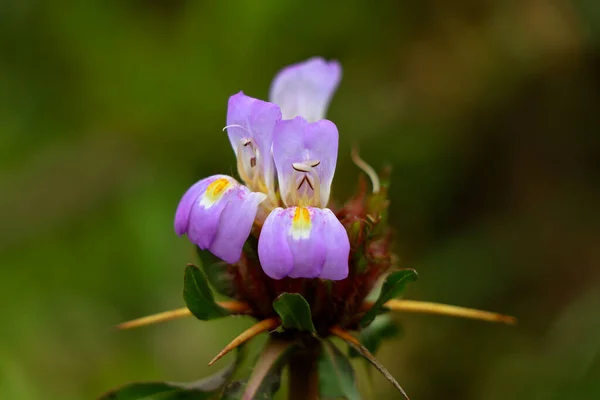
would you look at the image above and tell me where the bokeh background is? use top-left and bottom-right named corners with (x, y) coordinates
top-left (1, 1), bottom-right (599, 399)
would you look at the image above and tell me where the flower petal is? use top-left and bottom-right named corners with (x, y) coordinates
top-left (210, 188), bottom-right (267, 264)
top-left (257, 207), bottom-right (349, 280)
top-left (187, 191), bottom-right (229, 249)
top-left (273, 117), bottom-right (339, 207)
top-left (174, 174), bottom-right (229, 236)
top-left (269, 57), bottom-right (341, 122)
top-left (226, 92), bottom-right (282, 192)
top-left (258, 207), bottom-right (294, 279)
top-left (286, 207), bottom-right (326, 279)
top-left (317, 208), bottom-right (350, 280)
top-left (175, 175), bottom-right (265, 264)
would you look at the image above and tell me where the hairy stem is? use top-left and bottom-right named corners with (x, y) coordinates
top-left (287, 345), bottom-right (320, 400)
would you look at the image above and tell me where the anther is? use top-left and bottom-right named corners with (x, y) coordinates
top-left (305, 176), bottom-right (314, 190)
top-left (292, 162), bottom-right (311, 172)
top-left (288, 162), bottom-right (322, 207)
top-left (297, 176), bottom-right (308, 190)
top-left (297, 175), bottom-right (315, 191)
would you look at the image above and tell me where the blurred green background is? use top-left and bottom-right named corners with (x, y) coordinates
top-left (1, 1), bottom-right (599, 399)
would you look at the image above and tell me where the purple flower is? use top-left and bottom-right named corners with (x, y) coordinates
top-left (259, 115), bottom-right (350, 281)
top-left (175, 175), bottom-right (266, 264)
top-left (258, 206), bottom-right (349, 280)
top-left (175, 57), bottom-right (349, 280)
top-left (270, 57), bottom-right (342, 122)
top-left (224, 92), bottom-right (282, 196)
top-left (273, 117), bottom-right (338, 208)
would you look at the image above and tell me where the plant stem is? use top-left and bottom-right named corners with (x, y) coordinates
top-left (287, 345), bottom-right (319, 400)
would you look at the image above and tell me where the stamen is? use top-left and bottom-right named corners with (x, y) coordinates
top-left (305, 175), bottom-right (314, 191)
top-left (236, 140), bottom-right (253, 184)
top-left (226, 127), bottom-right (262, 189)
top-left (351, 148), bottom-right (380, 194)
top-left (235, 138), bottom-right (263, 190)
top-left (297, 176), bottom-right (308, 190)
top-left (286, 162), bottom-right (322, 207)
top-left (292, 162), bottom-right (311, 172)
top-left (305, 167), bottom-right (320, 206)
top-left (222, 124), bottom-right (250, 134)
top-left (296, 175), bottom-right (314, 191)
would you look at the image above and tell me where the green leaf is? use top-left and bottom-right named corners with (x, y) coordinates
top-left (318, 340), bottom-right (362, 400)
top-left (359, 269), bottom-right (418, 327)
top-left (272, 293), bottom-right (316, 333)
top-left (195, 247), bottom-right (235, 298)
top-left (186, 345), bottom-right (247, 391)
top-left (100, 347), bottom-right (246, 399)
top-left (99, 383), bottom-right (179, 399)
top-left (349, 315), bottom-right (400, 358)
top-left (222, 338), bottom-right (294, 400)
top-left (142, 391), bottom-right (210, 400)
top-left (183, 264), bottom-right (229, 320)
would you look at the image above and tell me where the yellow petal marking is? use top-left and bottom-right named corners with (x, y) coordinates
top-left (289, 206), bottom-right (312, 240)
top-left (199, 178), bottom-right (233, 208)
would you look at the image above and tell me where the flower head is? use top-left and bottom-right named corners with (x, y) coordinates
top-left (176, 57), bottom-right (349, 280)
top-left (113, 58), bottom-right (516, 400)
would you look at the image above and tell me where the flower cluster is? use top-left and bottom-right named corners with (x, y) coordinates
top-left (175, 58), bottom-right (350, 281)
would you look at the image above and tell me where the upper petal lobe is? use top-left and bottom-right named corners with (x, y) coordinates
top-left (273, 117), bottom-right (339, 207)
top-left (269, 57), bottom-right (341, 122)
top-left (226, 92), bottom-right (282, 193)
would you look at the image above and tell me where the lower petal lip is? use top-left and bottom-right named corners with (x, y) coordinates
top-left (258, 208), bottom-right (294, 279)
top-left (258, 207), bottom-right (349, 280)
top-left (175, 175), bottom-right (266, 265)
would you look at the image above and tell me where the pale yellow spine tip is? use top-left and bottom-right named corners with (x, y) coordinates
top-left (208, 317), bottom-right (280, 366)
